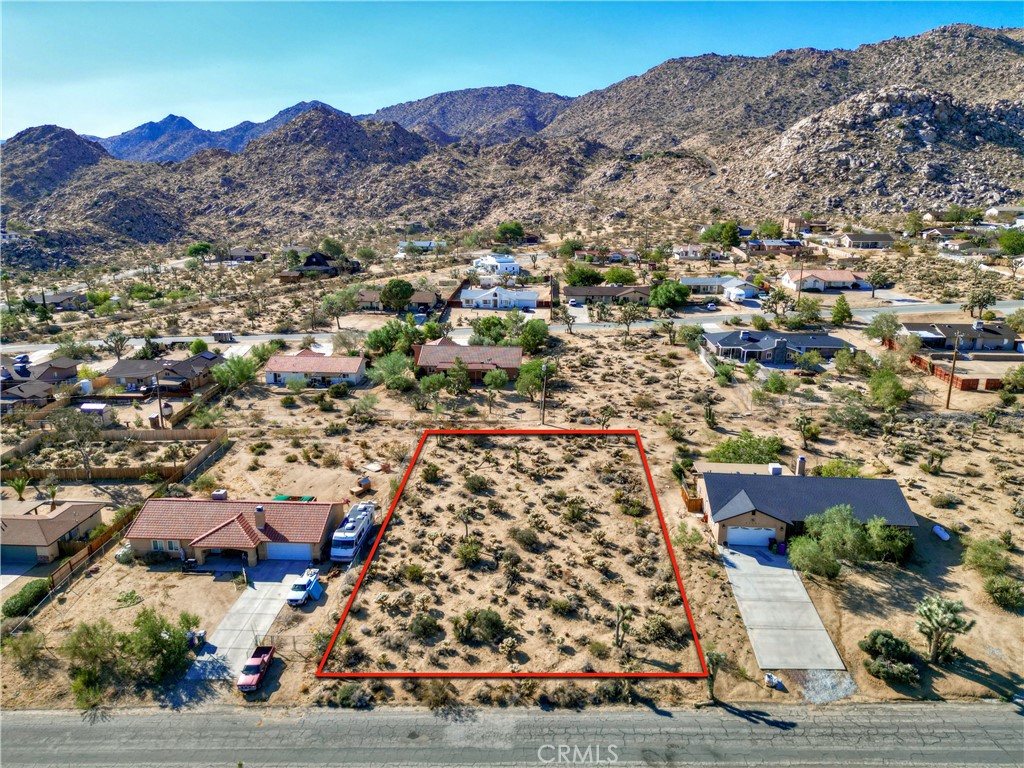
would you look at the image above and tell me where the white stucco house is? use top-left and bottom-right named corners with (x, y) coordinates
top-left (472, 254), bottom-right (521, 275)
top-left (461, 286), bottom-right (538, 309)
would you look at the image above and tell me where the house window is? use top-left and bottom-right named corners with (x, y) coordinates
top-left (166, 541), bottom-right (179, 551)
top-left (152, 540), bottom-right (165, 551)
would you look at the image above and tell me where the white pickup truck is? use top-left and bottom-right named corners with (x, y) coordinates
top-left (330, 502), bottom-right (376, 563)
top-left (286, 568), bottom-right (323, 606)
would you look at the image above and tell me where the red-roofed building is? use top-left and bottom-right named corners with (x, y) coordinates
top-left (264, 353), bottom-right (366, 387)
top-left (125, 498), bottom-right (347, 565)
top-left (412, 343), bottom-right (522, 382)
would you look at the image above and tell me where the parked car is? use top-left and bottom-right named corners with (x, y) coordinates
top-left (705, 303), bottom-right (719, 312)
top-left (757, 292), bottom-right (769, 300)
top-left (287, 568), bottom-right (323, 607)
top-left (237, 646), bottom-right (275, 692)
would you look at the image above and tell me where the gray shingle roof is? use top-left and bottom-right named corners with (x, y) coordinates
top-left (703, 330), bottom-right (850, 352)
top-left (704, 474), bottom-right (918, 527)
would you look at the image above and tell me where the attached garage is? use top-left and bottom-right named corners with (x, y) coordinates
top-left (1, 545), bottom-right (40, 563)
top-left (726, 527), bottom-right (775, 547)
top-left (264, 542), bottom-right (312, 560)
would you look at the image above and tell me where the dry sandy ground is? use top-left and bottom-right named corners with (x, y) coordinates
top-left (322, 433), bottom-right (704, 676)
top-left (0, 549), bottom-right (241, 709)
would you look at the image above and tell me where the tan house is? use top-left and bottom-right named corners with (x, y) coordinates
top-left (412, 338), bottom-right (522, 382)
top-left (264, 351), bottom-right (367, 386)
top-left (0, 501), bottom-right (105, 563)
top-left (562, 285), bottom-right (650, 305)
top-left (694, 467), bottom-right (917, 547)
top-left (125, 498), bottom-right (346, 566)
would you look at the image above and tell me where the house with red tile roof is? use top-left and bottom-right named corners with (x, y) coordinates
top-left (264, 352), bottom-right (366, 387)
top-left (125, 498), bottom-right (347, 565)
top-left (412, 340), bottom-right (522, 382)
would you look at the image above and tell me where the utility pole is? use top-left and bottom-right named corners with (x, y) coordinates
top-left (943, 332), bottom-right (963, 410)
top-left (539, 361), bottom-right (549, 425)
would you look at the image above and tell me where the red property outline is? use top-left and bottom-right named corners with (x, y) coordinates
top-left (316, 429), bottom-right (708, 679)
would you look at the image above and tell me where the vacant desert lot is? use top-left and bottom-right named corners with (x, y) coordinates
top-left (322, 433), bottom-right (703, 677)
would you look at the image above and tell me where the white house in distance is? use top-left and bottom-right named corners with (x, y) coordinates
top-left (472, 254), bottom-right (521, 275)
top-left (264, 350), bottom-right (367, 387)
top-left (781, 269), bottom-right (870, 292)
top-left (461, 286), bottom-right (538, 309)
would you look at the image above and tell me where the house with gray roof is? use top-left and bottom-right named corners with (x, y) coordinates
top-left (697, 471), bottom-right (917, 547)
top-left (702, 329), bottom-right (852, 364)
top-left (900, 320), bottom-right (1020, 352)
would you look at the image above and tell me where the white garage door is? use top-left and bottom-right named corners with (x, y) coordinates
top-left (265, 542), bottom-right (311, 560)
top-left (727, 527), bottom-right (775, 547)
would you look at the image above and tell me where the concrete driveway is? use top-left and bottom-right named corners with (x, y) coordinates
top-left (186, 560), bottom-right (308, 680)
top-left (720, 546), bottom-right (844, 670)
top-left (0, 561), bottom-right (33, 592)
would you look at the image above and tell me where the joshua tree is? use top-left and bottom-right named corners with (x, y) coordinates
top-left (705, 649), bottom-right (728, 702)
top-left (614, 604), bottom-right (633, 647)
top-left (454, 508), bottom-right (471, 539)
top-left (794, 413), bottom-right (813, 449)
top-left (915, 596), bottom-right (975, 664)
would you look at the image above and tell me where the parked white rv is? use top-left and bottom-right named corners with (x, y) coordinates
top-left (330, 502), bottom-right (376, 563)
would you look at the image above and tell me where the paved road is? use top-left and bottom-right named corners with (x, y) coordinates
top-left (1, 702), bottom-right (1020, 767)
top-left (4, 300), bottom-right (1023, 355)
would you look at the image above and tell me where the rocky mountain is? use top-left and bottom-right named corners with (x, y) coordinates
top-left (0, 125), bottom-right (108, 206)
top-left (712, 88), bottom-right (1024, 216)
top-left (95, 101), bottom-right (347, 162)
top-left (543, 24), bottom-right (1024, 152)
top-left (3, 24), bottom-right (1022, 261)
top-left (362, 85), bottom-right (574, 145)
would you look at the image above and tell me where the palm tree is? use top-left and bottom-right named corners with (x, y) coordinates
top-left (46, 481), bottom-right (60, 511)
top-left (7, 477), bottom-right (29, 501)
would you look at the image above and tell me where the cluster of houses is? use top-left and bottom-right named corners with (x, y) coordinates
top-left (0, 355), bottom-right (80, 414)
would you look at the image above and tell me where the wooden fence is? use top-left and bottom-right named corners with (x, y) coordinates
top-left (680, 484), bottom-right (704, 513)
top-left (47, 507), bottom-right (139, 590)
top-left (168, 385), bottom-right (222, 427)
top-left (0, 428), bottom-right (227, 483)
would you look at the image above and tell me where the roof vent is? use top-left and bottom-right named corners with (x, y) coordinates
top-left (212, 489), bottom-right (228, 500)
top-left (768, 463), bottom-right (783, 476)
top-left (739, 330), bottom-right (750, 341)
top-left (973, 320), bottom-right (984, 331)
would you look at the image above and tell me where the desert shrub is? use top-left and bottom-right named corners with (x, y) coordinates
top-left (472, 609), bottom-right (505, 643)
top-left (2, 579), bottom-right (50, 618)
top-left (752, 315), bottom-right (770, 331)
top-left (864, 656), bottom-right (920, 685)
top-left (542, 682), bottom-right (587, 709)
top-left (637, 614), bottom-right (674, 644)
top-left (318, 400), bottom-right (335, 412)
top-left (88, 523), bottom-right (110, 541)
top-left (984, 576), bottom-right (1024, 610)
top-left (510, 526), bottom-right (540, 551)
top-left (421, 679), bottom-right (456, 709)
top-left (281, 395), bottom-right (296, 407)
top-left (859, 629), bottom-right (916, 663)
top-left (464, 474), bottom-right (489, 494)
top-left (588, 640), bottom-right (611, 659)
top-left (325, 422), bottom-right (348, 436)
top-left (399, 563), bottom-right (424, 582)
top-left (285, 454), bottom-right (298, 463)
top-left (865, 517), bottom-right (915, 564)
top-left (333, 681), bottom-right (371, 708)
top-left (549, 598), bottom-right (571, 616)
top-left (422, 463), bottom-right (442, 483)
top-left (409, 613), bottom-right (441, 639)
top-left (455, 538), bottom-right (482, 567)
top-left (190, 474), bottom-right (217, 494)
top-left (71, 668), bottom-right (104, 709)
top-left (763, 371), bottom-right (790, 394)
top-left (619, 496), bottom-right (647, 517)
top-left (963, 539), bottom-right (1010, 576)
top-left (705, 430), bottom-right (782, 463)
top-left (787, 536), bottom-right (840, 578)
top-left (5, 630), bottom-right (45, 670)
top-left (329, 383), bottom-right (349, 399)
top-left (929, 492), bottom-right (958, 509)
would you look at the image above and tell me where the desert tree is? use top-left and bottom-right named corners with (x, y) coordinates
top-left (49, 408), bottom-right (100, 481)
top-left (552, 305), bottom-right (576, 334)
top-left (100, 331), bottom-right (131, 360)
top-left (616, 301), bottom-right (649, 338)
top-left (864, 312), bottom-right (901, 344)
top-left (961, 287), bottom-right (996, 318)
top-left (867, 269), bottom-right (890, 298)
top-left (482, 369), bottom-right (508, 414)
top-left (915, 596), bottom-right (975, 664)
top-left (598, 405), bottom-right (618, 430)
top-left (794, 413), bottom-right (816, 449)
top-left (831, 295), bottom-right (853, 326)
top-left (704, 649), bottom-right (728, 702)
top-left (614, 604), bottom-right (633, 647)
top-left (6, 476), bottom-right (29, 501)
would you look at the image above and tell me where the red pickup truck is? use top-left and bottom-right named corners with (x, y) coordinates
top-left (237, 645), bottom-right (275, 692)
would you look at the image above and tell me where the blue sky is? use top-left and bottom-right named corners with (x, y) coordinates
top-left (2, 2), bottom-right (1021, 139)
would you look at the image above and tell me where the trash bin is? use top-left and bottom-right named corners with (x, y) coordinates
top-left (777, 541), bottom-right (787, 556)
